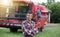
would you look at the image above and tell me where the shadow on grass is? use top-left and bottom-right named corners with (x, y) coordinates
top-left (6, 30), bottom-right (23, 34)
top-left (0, 29), bottom-right (23, 37)
top-left (0, 29), bottom-right (23, 34)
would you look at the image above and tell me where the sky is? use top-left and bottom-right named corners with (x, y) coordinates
top-left (28, 0), bottom-right (60, 3)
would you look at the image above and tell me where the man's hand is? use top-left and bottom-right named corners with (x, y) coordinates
top-left (29, 30), bottom-right (32, 33)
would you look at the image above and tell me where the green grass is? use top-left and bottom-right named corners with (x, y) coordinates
top-left (34, 29), bottom-right (60, 37)
top-left (0, 24), bottom-right (60, 37)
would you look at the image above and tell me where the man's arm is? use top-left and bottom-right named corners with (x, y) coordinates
top-left (22, 22), bottom-right (29, 32)
top-left (22, 22), bottom-right (32, 35)
top-left (33, 22), bottom-right (39, 34)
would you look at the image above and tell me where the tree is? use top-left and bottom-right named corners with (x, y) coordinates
top-left (47, 2), bottom-right (60, 23)
top-left (41, 1), bottom-right (60, 23)
top-left (47, 0), bottom-right (55, 4)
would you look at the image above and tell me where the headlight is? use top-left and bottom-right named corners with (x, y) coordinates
top-left (6, 23), bottom-right (10, 26)
top-left (3, 23), bottom-right (6, 25)
top-left (14, 23), bottom-right (22, 26)
top-left (10, 23), bottom-right (13, 26)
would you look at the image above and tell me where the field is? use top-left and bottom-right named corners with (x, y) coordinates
top-left (0, 24), bottom-right (60, 37)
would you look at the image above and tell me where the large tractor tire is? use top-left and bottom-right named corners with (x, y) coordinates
top-left (10, 28), bottom-right (18, 32)
top-left (40, 27), bottom-right (44, 32)
top-left (38, 27), bottom-right (44, 32)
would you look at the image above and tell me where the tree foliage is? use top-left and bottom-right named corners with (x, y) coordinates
top-left (41, 2), bottom-right (60, 23)
top-left (47, 2), bottom-right (60, 23)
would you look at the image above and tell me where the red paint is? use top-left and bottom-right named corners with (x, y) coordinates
top-left (0, 0), bottom-right (48, 29)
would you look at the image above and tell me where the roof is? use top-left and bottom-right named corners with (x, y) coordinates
top-left (39, 5), bottom-right (48, 12)
top-left (13, 0), bottom-right (29, 4)
top-left (13, 0), bottom-right (49, 13)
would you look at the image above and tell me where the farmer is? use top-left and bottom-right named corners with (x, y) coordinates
top-left (36, 8), bottom-right (41, 19)
top-left (22, 11), bottom-right (38, 37)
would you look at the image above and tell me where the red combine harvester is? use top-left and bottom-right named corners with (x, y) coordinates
top-left (0, 0), bottom-right (48, 32)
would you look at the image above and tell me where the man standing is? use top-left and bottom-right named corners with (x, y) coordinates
top-left (22, 11), bottom-right (38, 37)
top-left (36, 8), bottom-right (41, 19)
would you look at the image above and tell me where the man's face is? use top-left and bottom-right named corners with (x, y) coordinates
top-left (26, 13), bottom-right (33, 20)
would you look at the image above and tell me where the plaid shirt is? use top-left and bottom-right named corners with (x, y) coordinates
top-left (22, 20), bottom-right (38, 36)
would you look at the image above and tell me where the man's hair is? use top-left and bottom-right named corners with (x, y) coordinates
top-left (27, 11), bottom-right (32, 15)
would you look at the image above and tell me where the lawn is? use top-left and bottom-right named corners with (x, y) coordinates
top-left (0, 24), bottom-right (60, 37)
